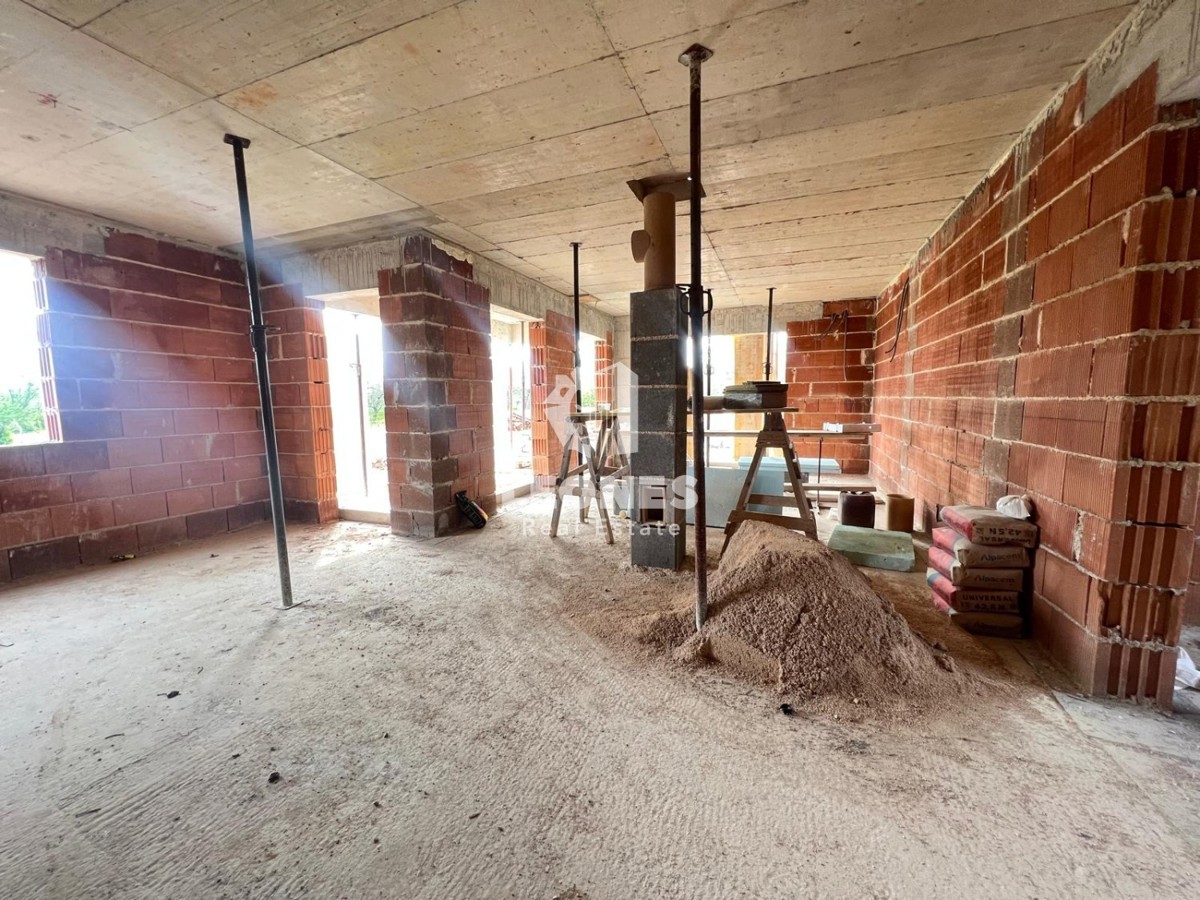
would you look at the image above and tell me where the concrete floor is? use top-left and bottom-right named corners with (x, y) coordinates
top-left (1, 496), bottom-right (1197, 899)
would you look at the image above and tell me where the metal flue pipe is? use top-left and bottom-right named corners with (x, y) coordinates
top-left (679, 43), bottom-right (712, 630)
top-left (223, 133), bottom-right (294, 609)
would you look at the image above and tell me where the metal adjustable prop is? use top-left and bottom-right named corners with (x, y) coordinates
top-left (223, 134), bottom-right (295, 609)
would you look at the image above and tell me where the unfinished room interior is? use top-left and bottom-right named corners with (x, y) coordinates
top-left (2, 0), bottom-right (1200, 896)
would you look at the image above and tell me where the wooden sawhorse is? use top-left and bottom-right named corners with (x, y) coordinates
top-left (550, 411), bottom-right (630, 544)
top-left (722, 408), bottom-right (818, 553)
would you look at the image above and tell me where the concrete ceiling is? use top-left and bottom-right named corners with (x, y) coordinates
top-left (0, 0), bottom-right (1134, 315)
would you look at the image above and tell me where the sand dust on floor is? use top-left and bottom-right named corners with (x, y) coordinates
top-left (0, 495), bottom-right (1197, 899)
top-left (662, 521), bottom-right (979, 716)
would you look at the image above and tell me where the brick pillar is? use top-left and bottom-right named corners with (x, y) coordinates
top-left (380, 235), bottom-right (494, 537)
top-left (785, 299), bottom-right (875, 474)
top-left (262, 284), bottom-right (337, 524)
top-left (530, 310), bottom-right (574, 489)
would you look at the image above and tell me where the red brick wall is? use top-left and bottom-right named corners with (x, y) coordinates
top-left (0, 231), bottom-right (273, 582)
top-left (785, 299), bottom-right (874, 474)
top-left (873, 65), bottom-right (1199, 706)
top-left (530, 310), bottom-right (575, 488)
top-left (380, 235), bottom-right (494, 537)
top-left (596, 332), bottom-right (614, 407)
top-left (261, 284), bottom-right (337, 524)
top-left (1189, 488), bottom-right (1200, 626)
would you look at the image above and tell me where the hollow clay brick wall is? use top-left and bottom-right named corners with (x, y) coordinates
top-left (261, 283), bottom-right (338, 525)
top-left (1189, 489), bottom-right (1200, 625)
top-left (785, 299), bottom-right (875, 474)
top-left (596, 332), bottom-right (614, 407)
top-left (530, 310), bottom-right (575, 489)
top-left (380, 235), bottom-right (495, 537)
top-left (0, 231), bottom-right (280, 583)
top-left (872, 64), bottom-right (1199, 707)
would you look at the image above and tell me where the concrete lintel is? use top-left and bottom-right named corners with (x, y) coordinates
top-left (709, 301), bottom-right (825, 336)
top-left (276, 229), bottom-right (616, 339)
top-left (0, 187), bottom-right (234, 262)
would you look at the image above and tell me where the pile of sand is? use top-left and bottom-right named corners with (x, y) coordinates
top-left (666, 521), bottom-right (964, 708)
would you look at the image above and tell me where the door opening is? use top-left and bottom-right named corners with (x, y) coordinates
top-left (491, 307), bottom-right (534, 501)
top-left (324, 299), bottom-right (387, 522)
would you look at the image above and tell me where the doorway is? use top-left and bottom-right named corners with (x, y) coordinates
top-left (323, 294), bottom-right (387, 522)
top-left (490, 308), bottom-right (535, 500)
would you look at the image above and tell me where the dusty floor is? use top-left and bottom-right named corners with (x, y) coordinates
top-left (1, 495), bottom-right (1198, 899)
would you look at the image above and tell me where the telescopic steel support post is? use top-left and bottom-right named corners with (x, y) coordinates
top-left (224, 133), bottom-right (295, 609)
top-left (353, 320), bottom-right (369, 496)
top-left (571, 241), bottom-right (582, 412)
top-left (704, 289), bottom-right (714, 397)
top-left (764, 286), bottom-right (776, 380)
top-left (679, 43), bottom-right (712, 631)
top-left (704, 288), bottom-right (713, 463)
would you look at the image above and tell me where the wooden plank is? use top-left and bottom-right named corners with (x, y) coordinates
top-left (803, 482), bottom-right (878, 493)
top-left (727, 510), bottom-right (812, 530)
top-left (747, 494), bottom-right (795, 506)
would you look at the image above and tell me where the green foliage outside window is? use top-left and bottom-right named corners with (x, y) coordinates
top-left (0, 383), bottom-right (46, 445)
top-left (367, 383), bottom-right (385, 427)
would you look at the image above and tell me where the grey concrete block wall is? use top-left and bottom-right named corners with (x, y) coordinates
top-left (630, 338), bottom-right (684, 388)
top-left (629, 288), bottom-right (686, 570)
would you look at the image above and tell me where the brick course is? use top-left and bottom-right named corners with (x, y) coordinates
top-left (785, 299), bottom-right (875, 474)
top-left (262, 285), bottom-right (337, 524)
top-left (0, 231), bottom-right (331, 583)
top-left (871, 64), bottom-right (1199, 707)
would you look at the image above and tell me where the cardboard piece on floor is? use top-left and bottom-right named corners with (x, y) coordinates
top-left (828, 524), bottom-right (915, 572)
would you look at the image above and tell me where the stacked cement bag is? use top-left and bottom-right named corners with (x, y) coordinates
top-left (927, 505), bottom-right (1038, 638)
